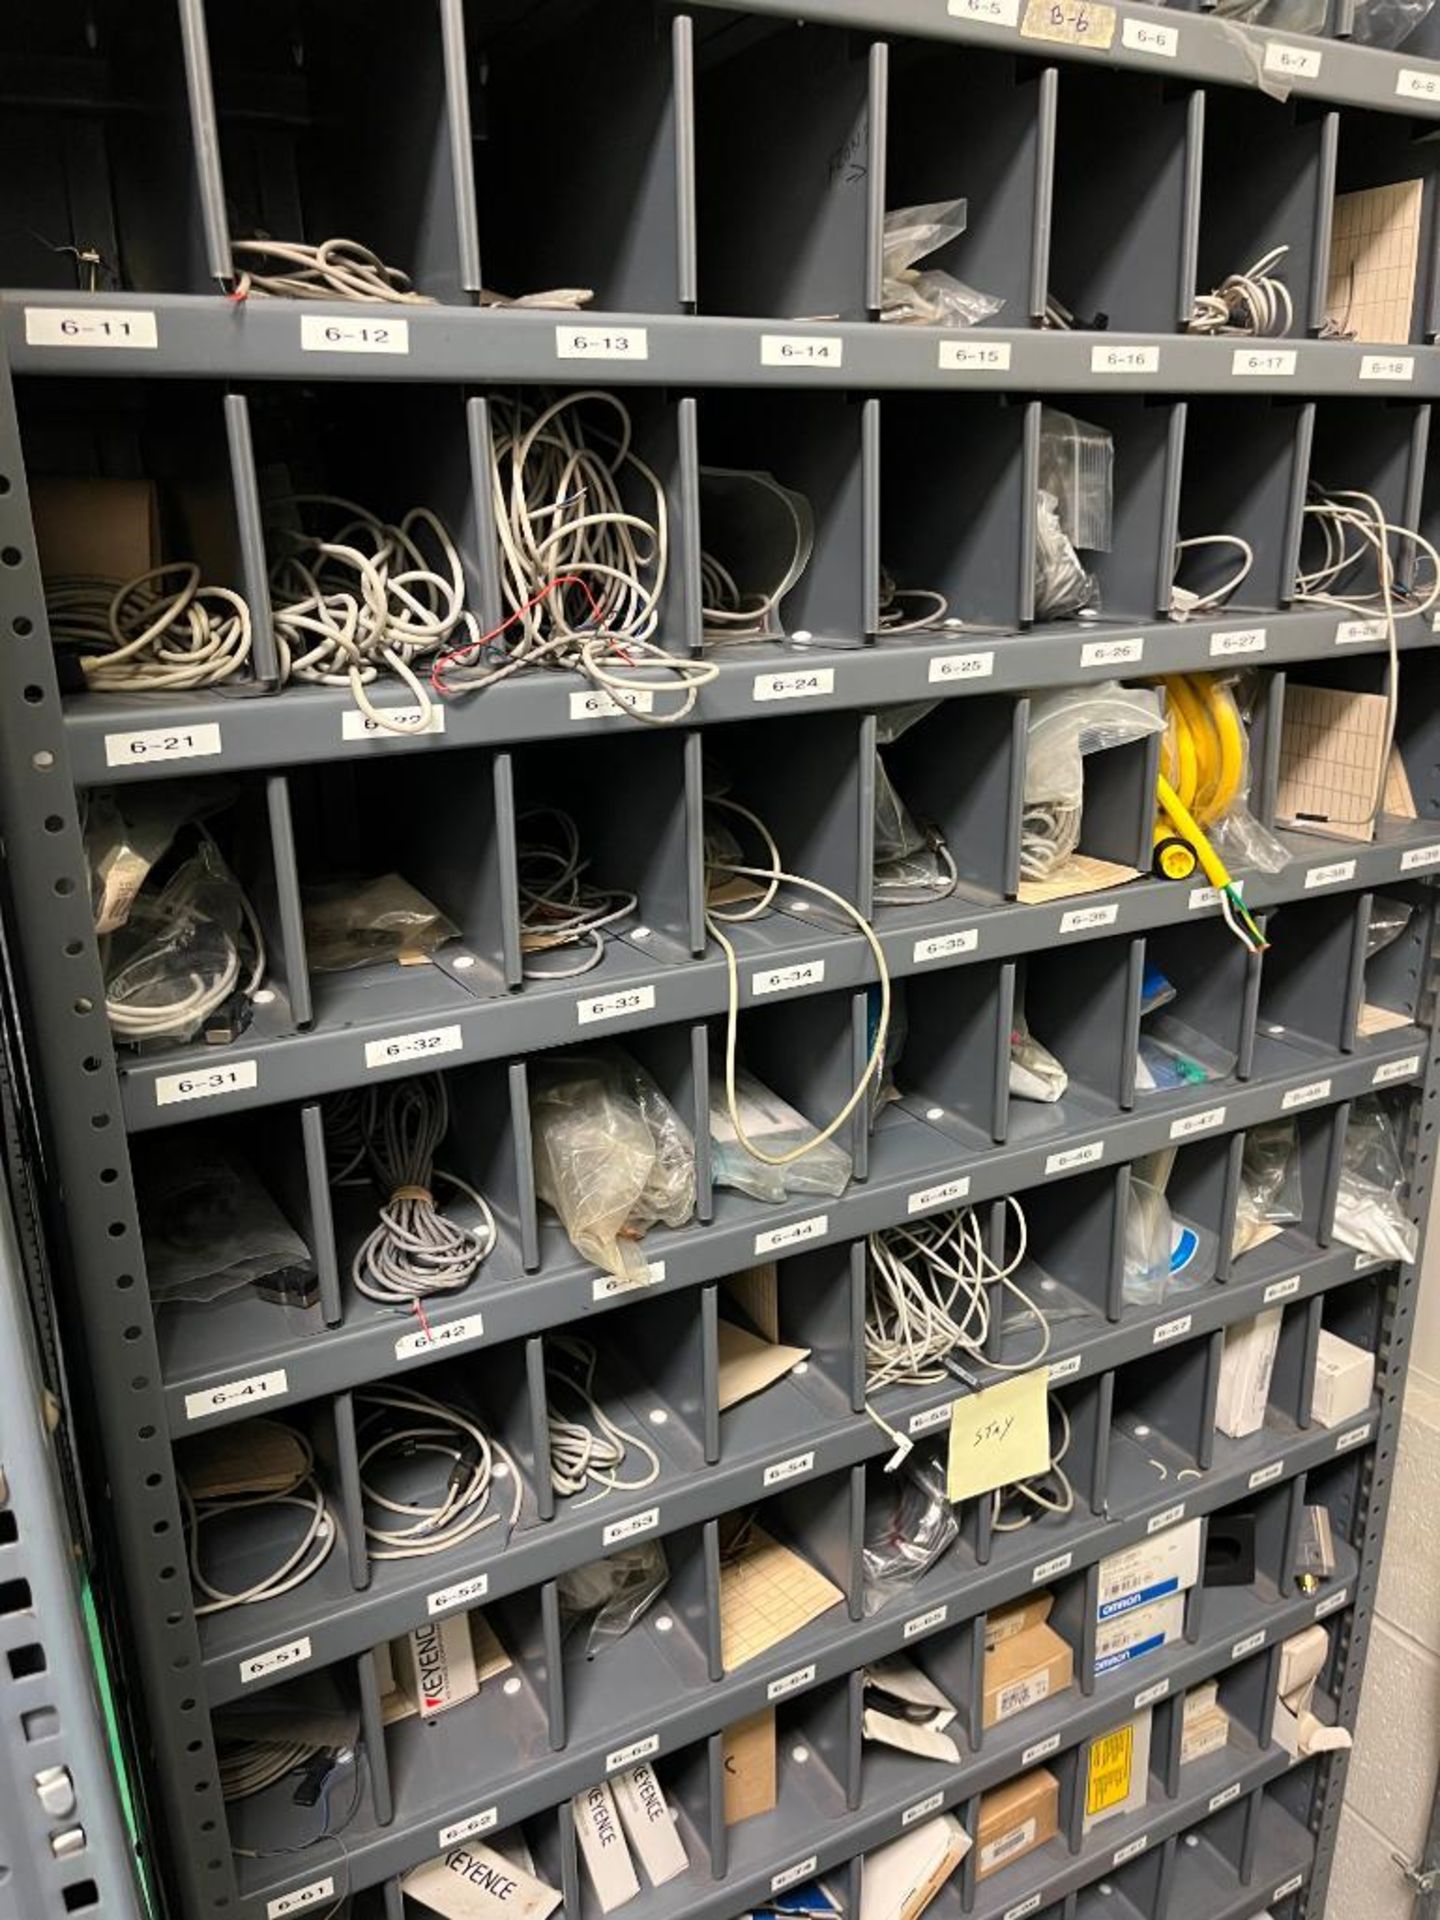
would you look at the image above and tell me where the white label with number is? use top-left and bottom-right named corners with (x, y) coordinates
top-left (1402, 843), bottom-right (1440, 871)
top-left (753, 960), bottom-right (825, 997)
top-left (1080, 637), bottom-right (1144, 668)
top-left (592, 1260), bottom-right (666, 1302)
top-left (1153, 1314), bottom-right (1192, 1346)
top-left (1135, 1678), bottom-right (1170, 1709)
top-left (1283, 1079), bottom-right (1331, 1111)
top-left (904, 1791), bottom-right (946, 1828)
top-left (1051, 1354), bottom-right (1083, 1381)
top-left (1375, 1055), bottom-right (1422, 1085)
top-left (342, 706), bottom-right (443, 739)
top-left (910, 1403), bottom-right (952, 1436)
top-left (1316, 1587), bottom-right (1350, 1618)
top-left (1211, 628), bottom-right (1267, 657)
top-left (1336, 1424), bottom-right (1371, 1452)
top-left (1171, 1105), bottom-right (1226, 1140)
top-left (267, 1880), bottom-right (336, 1920)
top-left (1046, 1140), bottom-right (1104, 1175)
top-left (1397, 65), bottom-right (1440, 98)
top-left (439, 1807), bottom-right (498, 1849)
top-left (1091, 345), bottom-right (1160, 375)
top-left (1232, 347), bottom-right (1296, 378)
top-left (1264, 38), bottom-right (1321, 75)
top-left (300, 315), bottom-right (408, 355)
top-left (949, 0), bottom-right (1022, 19)
top-left (156, 1060), bottom-right (258, 1108)
top-left (773, 1859), bottom-right (818, 1895)
top-left (761, 335), bottom-right (842, 368)
top-left (753, 668), bottom-right (835, 703)
top-left (1305, 859), bottom-right (1356, 889)
top-left (569, 687), bottom-right (655, 721)
top-left (577, 984), bottom-right (656, 1026)
top-left (25, 307), bottom-right (158, 349)
top-left (1148, 1502), bottom-right (1187, 1534)
top-left (185, 1370), bottom-right (288, 1423)
top-left (556, 325), bottom-right (648, 361)
top-left (365, 1025), bottom-right (463, 1071)
top-left (1210, 1783), bottom-right (1243, 1813)
top-left (756, 1215), bottom-right (827, 1255)
top-left (1122, 16), bottom-right (1178, 53)
top-left (607, 1736), bottom-right (659, 1774)
top-left (768, 1664), bottom-right (815, 1703)
top-left (396, 1313), bottom-right (485, 1361)
top-left (1265, 1275), bottom-right (1302, 1304)
top-left (1005, 1898), bottom-right (1045, 1920)
top-left (105, 723), bottom-right (223, 768)
top-left (914, 929), bottom-right (978, 963)
top-left (1360, 353), bottom-right (1415, 382)
top-left (428, 1574), bottom-right (489, 1617)
top-left (939, 341), bottom-right (1012, 372)
top-left (1336, 616), bottom-right (1387, 645)
top-left (764, 1451), bottom-right (815, 1488)
top-left (905, 1605), bottom-right (948, 1640)
top-left (1113, 1835), bottom-right (1150, 1867)
top-left (1232, 1631), bottom-right (1267, 1661)
top-left (1033, 1551), bottom-right (1072, 1584)
top-left (909, 1176), bottom-right (972, 1215)
top-left (1276, 1874), bottom-right (1306, 1901)
top-left (241, 1637), bottom-right (312, 1685)
top-left (603, 1506), bottom-right (660, 1548)
top-left (930, 650), bottom-right (996, 682)
top-left (1250, 1460), bottom-right (1286, 1489)
top-left (1059, 902), bottom-right (1119, 935)
top-left (1022, 1733), bottom-right (1063, 1767)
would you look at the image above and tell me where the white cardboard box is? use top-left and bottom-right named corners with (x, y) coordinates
top-left (611, 1763), bottom-right (689, 1887)
top-left (1096, 1519), bottom-right (1202, 1622)
top-left (572, 1783), bottom-right (641, 1912)
top-left (1311, 1330), bottom-right (1375, 1429)
top-left (1216, 1308), bottom-right (1283, 1438)
top-left (1095, 1592), bottom-right (1186, 1675)
top-left (393, 1614), bottom-right (479, 1721)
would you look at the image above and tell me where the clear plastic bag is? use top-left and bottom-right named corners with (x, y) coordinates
top-left (1233, 1120), bottom-right (1303, 1256)
top-left (1035, 488), bottom-right (1099, 621)
top-left (1346, 0), bottom-right (1430, 39)
top-left (557, 1541), bottom-right (669, 1657)
top-left (1166, 673), bottom-right (1291, 878)
top-left (873, 750), bottom-right (955, 904)
top-left (881, 199), bottom-right (1005, 328)
top-left (1039, 409), bottom-right (1114, 553)
top-left (1022, 684), bottom-right (1166, 880)
top-left (1136, 1013), bottom-right (1237, 1091)
top-left (710, 1065), bottom-right (853, 1202)
top-left (86, 786), bottom-right (209, 936)
top-left (134, 1142), bottom-right (313, 1305)
top-left (1335, 1095), bottom-right (1418, 1263)
top-left (700, 468), bottom-right (815, 644)
top-left (531, 1047), bottom-right (697, 1278)
top-left (103, 838), bottom-right (255, 1044)
top-left (1212, 0), bottom-right (1327, 27)
top-left (1124, 1179), bottom-right (1176, 1306)
top-left (1367, 895), bottom-right (1414, 959)
top-left (302, 874), bottom-right (457, 973)
top-left (1010, 1013), bottom-right (1068, 1102)
top-left (862, 1452), bottom-right (958, 1615)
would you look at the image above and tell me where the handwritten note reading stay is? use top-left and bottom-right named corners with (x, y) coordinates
top-left (947, 1368), bottom-right (1051, 1502)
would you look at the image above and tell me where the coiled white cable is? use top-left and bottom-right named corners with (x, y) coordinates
top-left (1188, 246), bottom-right (1293, 337)
top-left (182, 1424), bottom-right (336, 1617)
top-left (326, 1078), bottom-right (496, 1305)
top-left (1170, 534), bottom-right (1255, 619)
top-left (46, 566), bottom-right (252, 692)
top-left (991, 1396), bottom-right (1075, 1533)
top-left (229, 234), bottom-right (592, 311)
top-left (546, 1336), bottom-right (662, 1506)
top-left (865, 1198), bottom-right (1046, 1391)
top-left (1020, 802), bottom-right (1083, 882)
top-left (706, 793), bottom-right (890, 1170)
top-left (874, 836), bottom-right (959, 906)
top-left (357, 1385), bottom-right (521, 1560)
top-left (517, 805), bottom-right (638, 979)
top-left (219, 1739), bottom-right (317, 1803)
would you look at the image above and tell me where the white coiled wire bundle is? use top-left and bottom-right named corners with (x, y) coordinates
top-left (269, 497), bottom-right (480, 736)
top-left (219, 1739), bottom-right (319, 1803)
top-left (46, 564), bottom-right (253, 692)
top-left (546, 1336), bottom-right (662, 1505)
top-left (865, 1198), bottom-right (1047, 1392)
top-left (326, 1077), bottom-right (496, 1305)
top-left (992, 1395), bottom-right (1075, 1533)
top-left (432, 391), bottom-right (716, 721)
top-left (356, 1385), bottom-right (521, 1560)
top-left (182, 1423), bottom-right (337, 1617)
top-left (1188, 245), bottom-right (1293, 337)
top-left (517, 805), bottom-right (638, 979)
top-left (229, 233), bottom-right (592, 311)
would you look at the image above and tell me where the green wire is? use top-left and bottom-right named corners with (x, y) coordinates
top-left (80, 1576), bottom-right (161, 1920)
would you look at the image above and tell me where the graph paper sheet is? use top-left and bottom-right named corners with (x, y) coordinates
top-left (1326, 179), bottom-right (1424, 345)
top-left (1276, 684), bottom-right (1390, 843)
top-left (719, 1524), bottom-right (845, 1670)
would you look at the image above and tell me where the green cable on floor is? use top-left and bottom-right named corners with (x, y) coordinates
top-left (80, 1575), bottom-right (161, 1920)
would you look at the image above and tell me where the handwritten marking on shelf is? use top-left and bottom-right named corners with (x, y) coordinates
top-left (1021, 0), bottom-right (1117, 48)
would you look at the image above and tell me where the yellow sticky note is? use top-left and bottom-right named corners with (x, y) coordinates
top-left (946, 1367), bottom-right (1052, 1503)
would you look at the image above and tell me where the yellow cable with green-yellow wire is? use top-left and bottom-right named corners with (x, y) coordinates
top-left (1154, 674), bottom-right (1269, 954)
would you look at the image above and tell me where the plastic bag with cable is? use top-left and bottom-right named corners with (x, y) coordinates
top-left (862, 1452), bottom-right (958, 1614)
top-left (1160, 673), bottom-right (1290, 878)
top-left (558, 1541), bottom-right (670, 1657)
top-left (710, 1064), bottom-right (853, 1203)
top-left (1022, 683), bottom-right (1166, 881)
top-left (103, 837), bottom-right (262, 1044)
top-left (530, 1046), bottom-right (696, 1280)
top-left (302, 873), bottom-right (458, 973)
top-left (1367, 895), bottom-right (1414, 959)
top-left (1233, 1120), bottom-right (1303, 1256)
top-left (881, 200), bottom-right (1004, 328)
top-left (873, 750), bottom-right (957, 904)
top-left (1348, 0), bottom-right (1432, 41)
top-left (1335, 1095), bottom-right (1418, 1263)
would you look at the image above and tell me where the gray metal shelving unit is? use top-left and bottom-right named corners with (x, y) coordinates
top-left (0, 1), bottom-right (1438, 1917)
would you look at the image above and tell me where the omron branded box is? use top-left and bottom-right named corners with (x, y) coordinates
top-left (1096, 1519), bottom-right (1202, 1621)
top-left (1095, 1592), bottom-right (1186, 1674)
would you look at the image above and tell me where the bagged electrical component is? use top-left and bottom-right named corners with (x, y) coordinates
top-left (302, 872), bottom-right (458, 972)
top-left (86, 786), bottom-right (213, 935)
top-left (135, 1141), bottom-right (314, 1306)
top-left (881, 199), bottom-right (1004, 328)
top-left (558, 1541), bottom-right (669, 1657)
top-left (1334, 1095), bottom-right (1418, 1264)
top-left (873, 751), bottom-right (956, 904)
top-left (1034, 488), bottom-right (1099, 621)
top-left (1010, 1013), bottom-right (1068, 1102)
top-left (103, 836), bottom-right (264, 1045)
top-left (1160, 674), bottom-right (1290, 878)
top-left (531, 1047), bottom-right (696, 1279)
top-left (1211, 0), bottom-right (1326, 27)
top-left (710, 1065), bottom-right (853, 1203)
top-left (862, 1453), bottom-right (958, 1614)
top-left (1233, 1121), bottom-right (1303, 1256)
top-left (1136, 1012), bottom-right (1237, 1091)
top-left (1340, 0), bottom-right (1430, 35)
top-left (1367, 895), bottom-right (1413, 959)
top-left (699, 467), bottom-right (815, 644)
top-left (1123, 1179), bottom-right (1176, 1307)
top-left (1021, 684), bottom-right (1165, 881)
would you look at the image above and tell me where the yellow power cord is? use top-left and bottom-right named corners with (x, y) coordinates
top-left (1154, 674), bottom-right (1269, 952)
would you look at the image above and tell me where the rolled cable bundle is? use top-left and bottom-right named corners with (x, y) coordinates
top-left (269, 496), bottom-right (480, 735)
top-left (230, 234), bottom-right (593, 311)
top-left (431, 391), bottom-right (717, 721)
top-left (1169, 534), bottom-right (1255, 619)
top-left (181, 1423), bottom-right (336, 1617)
top-left (865, 1197), bottom-right (1045, 1392)
top-left (46, 564), bottom-right (252, 692)
top-left (219, 1738), bottom-right (319, 1802)
top-left (546, 1335), bottom-right (662, 1506)
top-left (699, 467), bottom-right (816, 645)
top-left (356, 1384), bottom-right (521, 1560)
top-left (705, 792), bottom-right (890, 1176)
top-left (327, 1077), bottom-right (496, 1305)
top-left (877, 569), bottom-right (951, 635)
top-left (991, 1396), bottom-right (1075, 1533)
top-left (517, 805), bottom-right (638, 979)
top-left (1187, 245), bottom-right (1293, 336)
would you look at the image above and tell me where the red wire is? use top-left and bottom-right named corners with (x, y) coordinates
top-left (430, 575), bottom-right (605, 695)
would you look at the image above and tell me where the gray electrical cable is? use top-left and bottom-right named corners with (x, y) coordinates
top-left (991, 1395), bottom-right (1075, 1532)
top-left (545, 1336), bottom-right (662, 1505)
top-left (356, 1385), bottom-right (521, 1560)
top-left (229, 234), bottom-right (594, 311)
top-left (517, 806), bottom-right (638, 979)
top-left (182, 1424), bottom-right (337, 1617)
top-left (46, 565), bottom-right (253, 692)
top-left (1187, 245), bottom-right (1293, 337)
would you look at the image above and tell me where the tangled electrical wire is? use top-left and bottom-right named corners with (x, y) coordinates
top-left (325, 1077), bottom-right (496, 1305)
top-left (1170, 534), bottom-right (1255, 619)
top-left (228, 234), bottom-right (593, 311)
top-left (1020, 798), bottom-right (1083, 883)
top-left (181, 1423), bottom-right (337, 1617)
top-left (992, 1395), bottom-right (1075, 1533)
top-left (431, 392), bottom-right (717, 722)
top-left (517, 805), bottom-right (637, 979)
top-left (878, 568), bottom-right (952, 635)
top-left (546, 1336), bottom-right (662, 1505)
top-left (705, 792), bottom-right (890, 1176)
top-left (219, 1737), bottom-right (321, 1803)
top-left (356, 1385), bottom-right (521, 1560)
top-left (865, 1199), bottom-right (1047, 1392)
top-left (46, 564), bottom-right (253, 693)
top-left (1188, 246), bottom-right (1293, 337)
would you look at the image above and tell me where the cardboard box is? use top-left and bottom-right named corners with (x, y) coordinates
top-left (401, 1844), bottom-right (562, 1920)
top-left (983, 1592), bottom-right (1055, 1654)
top-left (1216, 1308), bottom-right (1283, 1439)
top-left (722, 1708), bottom-right (776, 1826)
top-left (865, 1657), bottom-right (961, 1761)
top-left (1180, 1702), bottom-right (1231, 1766)
top-left (573, 1782), bottom-right (641, 1913)
top-left (976, 1769), bottom-right (1059, 1881)
top-left (1094, 1593), bottom-right (1186, 1676)
top-left (1083, 1710), bottom-right (1153, 1831)
top-left (1096, 1519), bottom-right (1202, 1622)
top-left (860, 1814), bottom-right (972, 1920)
top-left (393, 1614), bottom-right (481, 1722)
top-left (611, 1763), bottom-right (689, 1887)
top-left (1186, 1678), bottom-right (1219, 1719)
top-left (983, 1621), bottom-right (1074, 1729)
top-left (1311, 1330), bottom-right (1376, 1430)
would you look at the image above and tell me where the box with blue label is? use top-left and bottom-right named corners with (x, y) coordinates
top-left (1096, 1519), bottom-right (1202, 1622)
top-left (1094, 1592), bottom-right (1186, 1674)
